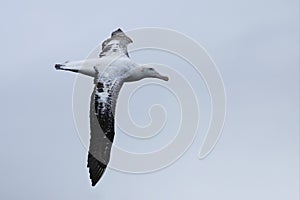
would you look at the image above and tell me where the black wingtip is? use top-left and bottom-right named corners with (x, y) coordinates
top-left (111, 28), bottom-right (123, 36)
top-left (54, 63), bottom-right (64, 70)
top-left (87, 153), bottom-right (107, 186)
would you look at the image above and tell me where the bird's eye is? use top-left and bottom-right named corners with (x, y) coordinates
top-left (149, 68), bottom-right (154, 71)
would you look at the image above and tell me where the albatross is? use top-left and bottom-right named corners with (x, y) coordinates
top-left (55, 28), bottom-right (169, 186)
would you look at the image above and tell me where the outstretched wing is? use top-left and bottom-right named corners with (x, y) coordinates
top-left (87, 76), bottom-right (124, 186)
top-left (99, 28), bottom-right (133, 58)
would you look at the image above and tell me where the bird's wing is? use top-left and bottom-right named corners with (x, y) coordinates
top-left (87, 74), bottom-right (124, 186)
top-left (99, 28), bottom-right (133, 58)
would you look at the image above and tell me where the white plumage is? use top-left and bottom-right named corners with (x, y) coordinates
top-left (55, 28), bottom-right (168, 186)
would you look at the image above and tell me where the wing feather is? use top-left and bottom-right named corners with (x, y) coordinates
top-left (99, 28), bottom-right (133, 58)
top-left (87, 76), bottom-right (124, 186)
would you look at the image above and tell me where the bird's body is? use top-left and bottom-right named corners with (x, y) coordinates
top-left (55, 28), bottom-right (168, 186)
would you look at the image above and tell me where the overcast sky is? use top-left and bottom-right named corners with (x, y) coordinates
top-left (0, 0), bottom-right (299, 199)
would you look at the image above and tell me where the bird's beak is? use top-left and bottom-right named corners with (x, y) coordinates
top-left (156, 73), bottom-right (169, 81)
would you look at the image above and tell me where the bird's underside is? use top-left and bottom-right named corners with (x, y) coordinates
top-left (88, 64), bottom-right (132, 185)
top-left (87, 30), bottom-right (131, 186)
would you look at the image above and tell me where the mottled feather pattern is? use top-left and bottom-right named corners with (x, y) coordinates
top-left (87, 76), bottom-right (124, 186)
top-left (99, 29), bottom-right (133, 58)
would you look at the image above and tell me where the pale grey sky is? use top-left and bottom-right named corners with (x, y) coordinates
top-left (0, 0), bottom-right (298, 199)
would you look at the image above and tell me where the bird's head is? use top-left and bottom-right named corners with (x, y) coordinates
top-left (139, 66), bottom-right (169, 81)
top-left (123, 65), bottom-right (169, 82)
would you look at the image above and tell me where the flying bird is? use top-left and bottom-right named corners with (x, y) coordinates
top-left (55, 28), bottom-right (169, 186)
